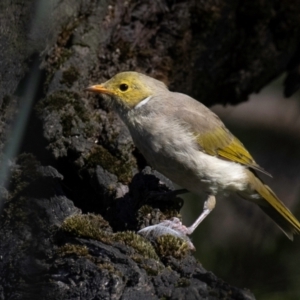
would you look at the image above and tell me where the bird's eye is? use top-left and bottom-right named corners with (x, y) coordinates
top-left (119, 83), bottom-right (129, 91)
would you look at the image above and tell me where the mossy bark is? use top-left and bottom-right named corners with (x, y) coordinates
top-left (1, 0), bottom-right (300, 299)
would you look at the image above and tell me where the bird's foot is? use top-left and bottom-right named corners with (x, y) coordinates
top-left (138, 217), bottom-right (195, 250)
top-left (158, 217), bottom-right (193, 235)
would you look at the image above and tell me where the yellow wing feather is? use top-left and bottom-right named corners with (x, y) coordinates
top-left (196, 127), bottom-right (271, 176)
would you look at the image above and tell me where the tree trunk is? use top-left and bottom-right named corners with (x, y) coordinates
top-left (1, 0), bottom-right (300, 299)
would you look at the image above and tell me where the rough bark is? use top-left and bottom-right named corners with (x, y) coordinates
top-left (1, 0), bottom-right (300, 299)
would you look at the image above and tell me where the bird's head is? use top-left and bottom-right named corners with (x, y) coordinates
top-left (86, 72), bottom-right (168, 111)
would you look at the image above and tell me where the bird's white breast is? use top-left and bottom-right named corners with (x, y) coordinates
top-left (125, 101), bottom-right (248, 196)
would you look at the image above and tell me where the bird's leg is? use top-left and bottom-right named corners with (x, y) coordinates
top-left (185, 195), bottom-right (216, 235)
top-left (138, 194), bottom-right (216, 250)
top-left (141, 195), bottom-right (216, 236)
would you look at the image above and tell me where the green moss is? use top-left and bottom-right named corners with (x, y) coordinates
top-left (37, 90), bottom-right (87, 119)
top-left (86, 146), bottom-right (133, 183)
top-left (57, 243), bottom-right (89, 257)
top-left (53, 48), bottom-right (73, 70)
top-left (138, 205), bottom-right (153, 217)
top-left (141, 264), bottom-right (161, 276)
top-left (61, 214), bottom-right (160, 261)
top-left (114, 231), bottom-right (159, 260)
top-left (161, 209), bottom-right (181, 220)
top-left (3, 196), bottom-right (27, 222)
top-left (57, 244), bottom-right (124, 278)
top-left (61, 214), bottom-right (192, 265)
top-left (155, 234), bottom-right (191, 259)
top-left (61, 65), bottom-right (80, 87)
top-left (37, 91), bottom-right (79, 113)
top-left (86, 146), bottom-right (116, 169)
top-left (61, 214), bottom-right (113, 244)
top-left (131, 254), bottom-right (163, 276)
top-left (176, 277), bottom-right (191, 287)
top-left (57, 244), bottom-right (123, 276)
top-left (36, 90), bottom-right (94, 137)
top-left (36, 91), bottom-right (70, 111)
top-left (97, 262), bottom-right (115, 273)
top-left (97, 262), bottom-right (122, 277)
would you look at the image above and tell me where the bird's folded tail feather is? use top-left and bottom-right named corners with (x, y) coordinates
top-left (241, 171), bottom-right (300, 240)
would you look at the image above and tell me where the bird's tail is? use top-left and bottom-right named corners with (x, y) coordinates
top-left (240, 170), bottom-right (300, 240)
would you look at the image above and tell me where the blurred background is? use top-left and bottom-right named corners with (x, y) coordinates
top-left (181, 75), bottom-right (300, 300)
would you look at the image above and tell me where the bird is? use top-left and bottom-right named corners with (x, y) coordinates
top-left (86, 71), bottom-right (300, 241)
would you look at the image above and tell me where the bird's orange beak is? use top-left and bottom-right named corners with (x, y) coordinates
top-left (85, 85), bottom-right (114, 95)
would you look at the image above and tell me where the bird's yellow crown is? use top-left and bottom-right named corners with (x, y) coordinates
top-left (87, 72), bottom-right (168, 109)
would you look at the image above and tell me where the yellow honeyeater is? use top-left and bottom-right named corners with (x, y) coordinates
top-left (87, 71), bottom-right (300, 241)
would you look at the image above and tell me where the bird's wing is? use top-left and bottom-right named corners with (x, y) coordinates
top-left (170, 93), bottom-right (271, 176)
